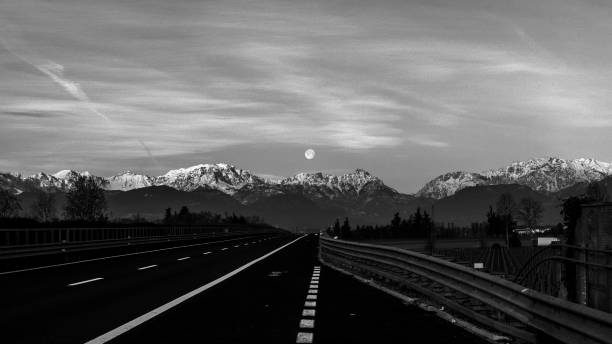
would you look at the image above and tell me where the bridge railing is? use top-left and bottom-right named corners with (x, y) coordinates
top-left (320, 236), bottom-right (612, 344)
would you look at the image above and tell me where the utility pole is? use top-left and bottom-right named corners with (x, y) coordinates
top-left (429, 204), bottom-right (436, 254)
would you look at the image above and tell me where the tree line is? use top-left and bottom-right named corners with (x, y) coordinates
top-left (0, 175), bottom-right (267, 228)
top-left (326, 207), bottom-right (435, 240)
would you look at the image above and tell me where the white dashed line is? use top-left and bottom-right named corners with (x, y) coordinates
top-left (1, 236), bottom-right (259, 276)
top-left (68, 277), bottom-right (103, 287)
top-left (234, 245), bottom-right (240, 248)
top-left (177, 257), bottom-right (190, 261)
top-left (84, 235), bottom-right (306, 344)
top-left (296, 264), bottom-right (319, 343)
top-left (221, 248), bottom-right (228, 251)
top-left (296, 332), bottom-right (313, 343)
top-left (299, 319), bottom-right (315, 329)
top-left (302, 309), bottom-right (316, 317)
top-left (203, 251), bottom-right (212, 255)
top-left (137, 265), bottom-right (157, 271)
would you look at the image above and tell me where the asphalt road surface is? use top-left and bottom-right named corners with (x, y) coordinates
top-left (2, 233), bottom-right (487, 343)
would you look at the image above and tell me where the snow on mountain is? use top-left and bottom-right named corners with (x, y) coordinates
top-left (416, 171), bottom-right (489, 199)
top-left (417, 157), bottom-right (612, 199)
top-left (281, 169), bottom-right (384, 195)
top-left (106, 171), bottom-right (154, 191)
top-left (154, 163), bottom-right (265, 194)
top-left (22, 170), bottom-right (103, 191)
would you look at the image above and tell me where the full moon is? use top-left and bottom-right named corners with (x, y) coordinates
top-left (305, 149), bottom-right (316, 160)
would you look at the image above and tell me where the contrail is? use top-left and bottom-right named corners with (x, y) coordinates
top-left (0, 37), bottom-right (107, 121)
top-left (34, 61), bottom-right (110, 121)
top-left (0, 35), bottom-right (161, 169)
top-left (137, 139), bottom-right (161, 168)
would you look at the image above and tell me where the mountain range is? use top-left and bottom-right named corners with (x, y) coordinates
top-left (2, 157), bottom-right (611, 229)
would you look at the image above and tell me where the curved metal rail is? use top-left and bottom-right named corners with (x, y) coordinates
top-left (320, 236), bottom-right (612, 344)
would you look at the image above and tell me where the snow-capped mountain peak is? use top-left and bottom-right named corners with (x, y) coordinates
top-left (418, 157), bottom-right (612, 199)
top-left (106, 171), bottom-right (154, 191)
top-left (155, 162), bottom-right (265, 194)
top-left (281, 169), bottom-right (382, 194)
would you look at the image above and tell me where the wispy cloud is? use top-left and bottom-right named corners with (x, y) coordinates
top-left (2, 0), bottom-right (612, 191)
top-left (33, 61), bottom-right (110, 121)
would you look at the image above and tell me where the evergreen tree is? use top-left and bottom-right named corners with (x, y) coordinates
top-left (163, 208), bottom-right (173, 225)
top-left (333, 218), bottom-right (341, 237)
top-left (340, 217), bottom-right (351, 239)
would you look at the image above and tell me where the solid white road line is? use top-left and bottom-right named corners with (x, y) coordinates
top-left (84, 235), bottom-right (306, 344)
top-left (296, 332), bottom-right (313, 343)
top-left (68, 277), bottom-right (104, 287)
top-left (203, 251), bottom-right (212, 255)
top-left (137, 265), bottom-right (158, 271)
top-left (177, 257), bottom-right (190, 261)
top-left (0, 236), bottom-right (257, 276)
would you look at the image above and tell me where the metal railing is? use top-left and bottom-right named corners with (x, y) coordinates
top-left (0, 225), bottom-right (275, 262)
top-left (320, 236), bottom-right (612, 344)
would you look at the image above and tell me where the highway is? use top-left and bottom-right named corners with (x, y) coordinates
top-left (1, 233), bottom-right (487, 343)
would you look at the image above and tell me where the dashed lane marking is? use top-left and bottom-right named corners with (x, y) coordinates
top-left (221, 248), bottom-right (228, 251)
top-left (302, 309), bottom-right (316, 317)
top-left (299, 319), bottom-right (315, 329)
top-left (304, 301), bottom-right (316, 307)
top-left (296, 332), bottom-right (313, 344)
top-left (137, 265), bottom-right (157, 271)
top-left (177, 257), bottom-right (190, 261)
top-left (84, 235), bottom-right (306, 344)
top-left (68, 277), bottom-right (103, 287)
top-left (306, 294), bottom-right (317, 300)
top-left (0, 236), bottom-right (258, 276)
top-left (203, 251), bottom-right (212, 255)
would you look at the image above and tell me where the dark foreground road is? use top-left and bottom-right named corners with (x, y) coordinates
top-left (2, 233), bottom-right (487, 343)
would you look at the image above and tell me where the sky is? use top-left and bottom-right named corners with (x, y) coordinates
top-left (1, 0), bottom-right (612, 193)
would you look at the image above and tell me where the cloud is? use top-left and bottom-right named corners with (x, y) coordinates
top-left (406, 135), bottom-right (449, 148)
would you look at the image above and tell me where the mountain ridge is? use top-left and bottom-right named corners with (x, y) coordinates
top-left (417, 157), bottom-right (612, 199)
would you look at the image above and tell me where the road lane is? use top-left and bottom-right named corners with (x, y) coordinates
top-left (1, 234), bottom-right (289, 343)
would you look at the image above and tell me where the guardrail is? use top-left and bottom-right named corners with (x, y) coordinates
top-left (0, 225), bottom-right (271, 248)
top-left (320, 236), bottom-right (612, 344)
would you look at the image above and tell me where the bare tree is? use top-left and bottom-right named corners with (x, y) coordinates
top-left (0, 189), bottom-right (21, 218)
top-left (31, 192), bottom-right (56, 222)
top-left (517, 197), bottom-right (543, 228)
top-left (496, 193), bottom-right (517, 218)
top-left (64, 176), bottom-right (108, 221)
